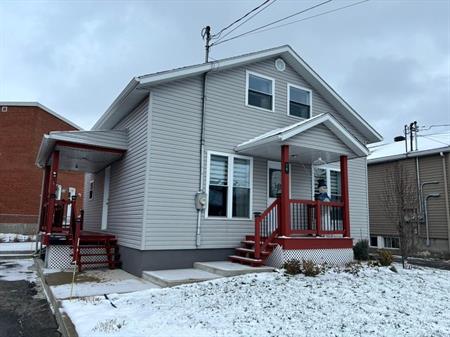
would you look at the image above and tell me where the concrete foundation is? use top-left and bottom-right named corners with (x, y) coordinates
top-left (119, 246), bottom-right (235, 276)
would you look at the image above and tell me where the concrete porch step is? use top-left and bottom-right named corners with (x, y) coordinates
top-left (194, 261), bottom-right (274, 277)
top-left (142, 268), bottom-right (220, 288)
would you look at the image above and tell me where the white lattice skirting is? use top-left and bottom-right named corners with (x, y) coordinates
top-left (45, 245), bottom-right (111, 270)
top-left (265, 245), bottom-right (353, 268)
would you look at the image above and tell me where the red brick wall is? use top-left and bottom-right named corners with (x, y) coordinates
top-left (0, 105), bottom-right (84, 225)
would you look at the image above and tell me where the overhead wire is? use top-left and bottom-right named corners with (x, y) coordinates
top-left (211, 0), bottom-right (334, 46)
top-left (214, 0), bottom-right (278, 44)
top-left (211, 0), bottom-right (272, 41)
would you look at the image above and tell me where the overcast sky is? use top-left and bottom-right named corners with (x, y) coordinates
top-left (1, 0), bottom-right (449, 142)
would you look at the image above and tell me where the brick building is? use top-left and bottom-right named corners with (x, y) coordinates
top-left (0, 102), bottom-right (84, 234)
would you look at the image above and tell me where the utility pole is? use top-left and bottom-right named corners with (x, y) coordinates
top-left (201, 26), bottom-right (211, 63)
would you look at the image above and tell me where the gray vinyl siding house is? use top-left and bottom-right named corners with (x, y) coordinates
top-left (368, 136), bottom-right (450, 254)
top-left (81, 45), bottom-right (382, 275)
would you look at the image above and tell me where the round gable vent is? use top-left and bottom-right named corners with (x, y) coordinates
top-left (275, 58), bottom-right (286, 71)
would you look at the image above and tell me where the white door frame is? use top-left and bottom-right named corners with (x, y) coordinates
top-left (101, 166), bottom-right (111, 230)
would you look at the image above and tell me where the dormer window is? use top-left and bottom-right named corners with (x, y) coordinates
top-left (288, 84), bottom-right (311, 119)
top-left (246, 71), bottom-right (274, 111)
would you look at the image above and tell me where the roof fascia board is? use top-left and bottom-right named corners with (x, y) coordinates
top-left (137, 46), bottom-right (291, 88)
top-left (368, 146), bottom-right (450, 164)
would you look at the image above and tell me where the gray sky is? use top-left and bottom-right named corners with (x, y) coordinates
top-left (1, 0), bottom-right (449, 141)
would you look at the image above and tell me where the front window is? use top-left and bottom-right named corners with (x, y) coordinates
top-left (207, 153), bottom-right (252, 219)
top-left (288, 84), bottom-right (311, 119)
top-left (313, 167), bottom-right (341, 202)
top-left (247, 72), bottom-right (274, 111)
top-left (89, 180), bottom-right (94, 200)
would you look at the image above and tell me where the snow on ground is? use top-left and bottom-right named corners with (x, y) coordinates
top-left (0, 233), bottom-right (36, 243)
top-left (0, 241), bottom-right (39, 252)
top-left (0, 259), bottom-right (36, 281)
top-left (50, 269), bottom-right (159, 299)
top-left (62, 264), bottom-right (450, 337)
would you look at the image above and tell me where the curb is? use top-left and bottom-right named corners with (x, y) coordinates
top-left (34, 258), bottom-right (79, 337)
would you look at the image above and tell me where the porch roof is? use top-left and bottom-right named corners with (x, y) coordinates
top-left (235, 114), bottom-right (369, 164)
top-left (36, 129), bottom-right (128, 172)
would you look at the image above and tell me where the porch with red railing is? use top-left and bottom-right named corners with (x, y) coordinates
top-left (37, 134), bottom-right (127, 271)
top-left (230, 143), bottom-right (353, 266)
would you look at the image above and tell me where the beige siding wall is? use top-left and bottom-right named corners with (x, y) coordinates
top-left (369, 153), bottom-right (450, 241)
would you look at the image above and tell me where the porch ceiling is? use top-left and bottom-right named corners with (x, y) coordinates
top-left (36, 129), bottom-right (128, 172)
top-left (235, 113), bottom-right (369, 164)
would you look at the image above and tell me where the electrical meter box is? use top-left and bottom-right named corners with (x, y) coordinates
top-left (195, 192), bottom-right (207, 210)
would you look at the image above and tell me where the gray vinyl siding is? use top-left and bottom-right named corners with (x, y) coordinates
top-left (50, 130), bottom-right (128, 150)
top-left (288, 124), bottom-right (354, 156)
top-left (143, 57), bottom-right (370, 250)
top-left (83, 99), bottom-right (149, 249)
top-left (348, 157), bottom-right (370, 241)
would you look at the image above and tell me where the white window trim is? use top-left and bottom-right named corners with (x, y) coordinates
top-left (206, 151), bottom-right (253, 220)
top-left (287, 83), bottom-right (312, 119)
top-left (245, 70), bottom-right (275, 112)
top-left (88, 180), bottom-right (95, 200)
top-left (311, 165), bottom-right (340, 199)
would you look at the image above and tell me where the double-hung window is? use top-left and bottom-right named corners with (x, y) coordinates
top-left (246, 71), bottom-right (274, 111)
top-left (288, 84), bottom-right (311, 119)
top-left (207, 152), bottom-right (252, 219)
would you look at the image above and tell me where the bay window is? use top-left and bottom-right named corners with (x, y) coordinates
top-left (207, 152), bottom-right (252, 219)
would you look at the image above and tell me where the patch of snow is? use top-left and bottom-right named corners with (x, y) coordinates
top-left (0, 233), bottom-right (36, 243)
top-left (0, 241), bottom-right (39, 252)
top-left (0, 259), bottom-right (36, 281)
top-left (62, 264), bottom-right (450, 337)
top-left (51, 269), bottom-right (159, 299)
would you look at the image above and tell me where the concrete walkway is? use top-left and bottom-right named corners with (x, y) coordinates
top-left (143, 261), bottom-right (274, 287)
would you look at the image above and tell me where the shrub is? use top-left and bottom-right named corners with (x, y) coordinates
top-left (302, 260), bottom-right (321, 277)
top-left (378, 249), bottom-right (394, 266)
top-left (353, 240), bottom-right (369, 261)
top-left (343, 261), bottom-right (362, 275)
top-left (283, 259), bottom-right (302, 275)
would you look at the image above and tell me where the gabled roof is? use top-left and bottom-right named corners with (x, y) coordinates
top-left (368, 131), bottom-right (450, 164)
top-left (0, 101), bottom-right (82, 130)
top-left (92, 45), bottom-right (382, 143)
top-left (236, 113), bottom-right (369, 157)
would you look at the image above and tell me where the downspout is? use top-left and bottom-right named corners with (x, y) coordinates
top-left (440, 152), bottom-right (450, 251)
top-left (196, 71), bottom-right (209, 247)
top-left (416, 157), bottom-right (422, 232)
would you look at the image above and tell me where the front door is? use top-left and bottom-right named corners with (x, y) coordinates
top-left (267, 161), bottom-right (281, 205)
top-left (101, 166), bottom-right (111, 230)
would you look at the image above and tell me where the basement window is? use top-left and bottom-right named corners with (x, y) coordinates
top-left (246, 71), bottom-right (274, 111)
top-left (383, 236), bottom-right (400, 249)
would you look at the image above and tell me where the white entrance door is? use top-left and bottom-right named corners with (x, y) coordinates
top-left (267, 161), bottom-right (281, 205)
top-left (101, 166), bottom-right (111, 230)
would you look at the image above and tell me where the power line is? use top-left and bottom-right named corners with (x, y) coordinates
top-left (212, 0), bottom-right (333, 47)
top-left (234, 0), bottom-right (371, 39)
top-left (211, 0), bottom-right (272, 41)
top-left (418, 134), bottom-right (450, 147)
top-left (214, 0), bottom-right (278, 44)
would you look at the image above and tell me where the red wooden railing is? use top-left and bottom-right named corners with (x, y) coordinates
top-left (253, 198), bottom-right (349, 258)
top-left (290, 199), bottom-right (345, 236)
top-left (254, 199), bottom-right (280, 259)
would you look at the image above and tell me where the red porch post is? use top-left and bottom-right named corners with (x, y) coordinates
top-left (280, 145), bottom-right (291, 237)
top-left (45, 151), bottom-right (60, 237)
top-left (340, 155), bottom-right (350, 237)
